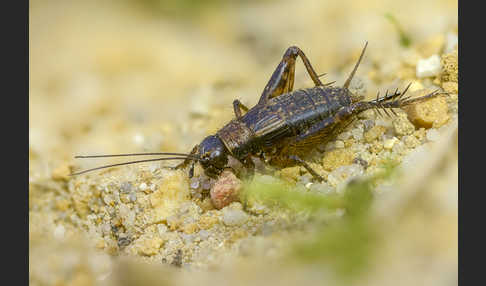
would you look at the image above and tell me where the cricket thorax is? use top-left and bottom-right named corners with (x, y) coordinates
top-left (216, 120), bottom-right (255, 159)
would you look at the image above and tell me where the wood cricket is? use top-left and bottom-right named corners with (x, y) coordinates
top-left (72, 42), bottom-right (441, 182)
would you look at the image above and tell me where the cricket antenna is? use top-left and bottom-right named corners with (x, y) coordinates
top-left (71, 154), bottom-right (200, 176)
top-left (70, 157), bottom-right (196, 176)
top-left (75, 152), bottom-right (199, 159)
top-left (343, 41), bottom-right (368, 90)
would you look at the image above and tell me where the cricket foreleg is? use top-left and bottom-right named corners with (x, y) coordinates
top-left (173, 145), bottom-right (198, 178)
top-left (258, 46), bottom-right (324, 105)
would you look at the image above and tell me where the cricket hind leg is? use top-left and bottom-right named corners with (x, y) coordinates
top-left (258, 46), bottom-right (325, 105)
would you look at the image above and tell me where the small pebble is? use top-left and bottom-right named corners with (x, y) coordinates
top-left (441, 50), bottom-right (458, 83)
top-left (404, 95), bottom-right (449, 128)
top-left (364, 125), bottom-right (386, 143)
top-left (322, 148), bottom-right (354, 171)
top-left (384, 137), bottom-right (398, 150)
top-left (103, 194), bottom-right (114, 206)
top-left (120, 182), bottom-right (133, 193)
top-left (351, 127), bottom-right (364, 141)
top-left (442, 81), bottom-right (458, 94)
top-left (357, 109), bottom-right (376, 120)
top-left (210, 170), bottom-right (242, 209)
top-left (222, 208), bottom-right (248, 226)
top-left (327, 164), bottom-right (364, 189)
top-left (402, 135), bottom-right (421, 148)
top-left (119, 204), bottom-right (130, 218)
top-left (198, 215), bottom-right (219, 229)
top-left (157, 224), bottom-right (168, 236)
top-left (392, 140), bottom-right (407, 155)
top-left (139, 183), bottom-right (148, 191)
top-left (129, 192), bottom-right (137, 202)
top-left (181, 233), bottom-right (195, 244)
top-left (279, 166), bottom-right (301, 182)
top-left (51, 164), bottom-right (71, 181)
top-left (416, 54), bottom-right (441, 78)
top-left (392, 113), bottom-right (415, 136)
top-left (375, 118), bottom-right (393, 128)
top-left (334, 140), bottom-right (345, 149)
top-left (198, 230), bottom-right (210, 240)
top-left (309, 182), bottom-right (332, 194)
top-left (137, 237), bottom-right (164, 256)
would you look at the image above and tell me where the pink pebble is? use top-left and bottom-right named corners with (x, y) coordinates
top-left (210, 170), bottom-right (242, 209)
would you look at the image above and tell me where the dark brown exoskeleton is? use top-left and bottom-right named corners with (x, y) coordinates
top-left (72, 43), bottom-right (441, 181)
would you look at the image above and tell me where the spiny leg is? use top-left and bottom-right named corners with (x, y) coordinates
top-left (268, 144), bottom-right (324, 182)
top-left (288, 155), bottom-right (324, 182)
top-left (258, 46), bottom-right (324, 105)
top-left (233, 99), bottom-right (249, 119)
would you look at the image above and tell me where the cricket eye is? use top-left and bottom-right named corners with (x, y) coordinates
top-left (201, 153), bottom-right (210, 162)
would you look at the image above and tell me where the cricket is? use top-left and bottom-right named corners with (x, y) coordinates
top-left (72, 42), bottom-right (441, 182)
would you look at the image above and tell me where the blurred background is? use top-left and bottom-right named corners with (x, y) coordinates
top-left (30, 0), bottom-right (457, 285)
top-left (29, 0), bottom-right (457, 165)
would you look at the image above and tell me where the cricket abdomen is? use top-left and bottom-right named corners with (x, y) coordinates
top-left (272, 86), bottom-right (352, 133)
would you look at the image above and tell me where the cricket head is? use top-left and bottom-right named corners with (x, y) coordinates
top-left (198, 135), bottom-right (229, 178)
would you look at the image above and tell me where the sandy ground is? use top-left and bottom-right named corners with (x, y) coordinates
top-left (29, 0), bottom-right (457, 285)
